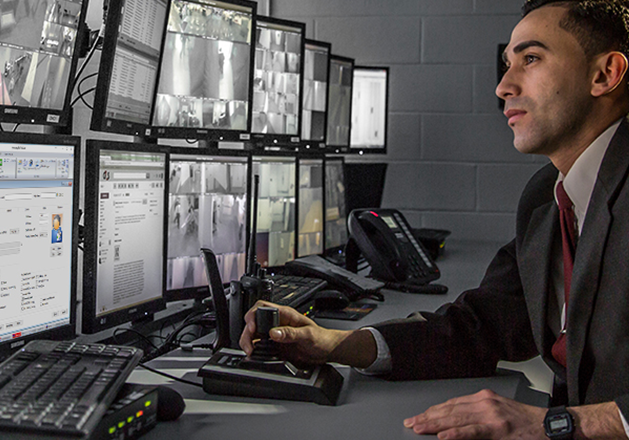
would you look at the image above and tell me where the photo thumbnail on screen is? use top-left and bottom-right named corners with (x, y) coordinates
top-left (325, 159), bottom-right (347, 250)
top-left (252, 19), bottom-right (303, 137)
top-left (0, 0), bottom-right (85, 111)
top-left (167, 153), bottom-right (248, 292)
top-left (153, 0), bottom-right (253, 132)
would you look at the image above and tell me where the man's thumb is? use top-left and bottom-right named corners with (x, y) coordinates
top-left (269, 326), bottom-right (299, 343)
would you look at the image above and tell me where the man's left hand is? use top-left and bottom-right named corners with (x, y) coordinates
top-left (403, 389), bottom-right (546, 439)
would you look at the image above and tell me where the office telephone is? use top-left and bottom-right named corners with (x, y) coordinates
top-left (286, 254), bottom-right (385, 301)
top-left (347, 209), bottom-right (445, 293)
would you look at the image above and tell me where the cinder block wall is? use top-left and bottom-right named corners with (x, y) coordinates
top-left (273, 0), bottom-right (549, 242)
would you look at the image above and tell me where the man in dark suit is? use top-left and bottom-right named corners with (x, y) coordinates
top-left (241, 0), bottom-right (629, 438)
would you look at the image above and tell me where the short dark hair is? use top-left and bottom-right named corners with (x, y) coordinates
top-left (522, 0), bottom-right (629, 61)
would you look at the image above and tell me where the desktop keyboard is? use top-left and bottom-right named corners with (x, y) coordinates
top-left (269, 274), bottom-right (327, 308)
top-left (0, 340), bottom-right (142, 439)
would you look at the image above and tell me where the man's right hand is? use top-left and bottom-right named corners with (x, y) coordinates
top-left (239, 300), bottom-right (378, 368)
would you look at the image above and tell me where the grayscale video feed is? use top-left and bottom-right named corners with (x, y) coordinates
top-left (153, 0), bottom-right (253, 130)
top-left (325, 160), bottom-right (347, 249)
top-left (327, 58), bottom-right (353, 147)
top-left (302, 44), bottom-right (329, 141)
top-left (351, 68), bottom-right (387, 150)
top-left (0, 0), bottom-right (83, 109)
top-left (253, 157), bottom-right (296, 267)
top-left (252, 22), bottom-right (302, 135)
top-left (167, 156), bottom-right (248, 288)
top-left (298, 159), bottom-right (323, 257)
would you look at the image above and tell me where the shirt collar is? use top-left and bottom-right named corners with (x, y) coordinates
top-left (555, 118), bottom-right (623, 234)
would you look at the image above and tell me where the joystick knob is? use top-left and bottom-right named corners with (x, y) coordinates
top-left (256, 306), bottom-right (279, 338)
top-left (251, 307), bottom-right (280, 361)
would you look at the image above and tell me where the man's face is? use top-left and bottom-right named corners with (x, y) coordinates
top-left (496, 6), bottom-right (595, 156)
top-left (53, 218), bottom-right (60, 230)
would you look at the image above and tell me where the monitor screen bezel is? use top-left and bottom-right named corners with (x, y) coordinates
top-left (164, 146), bottom-right (251, 302)
top-left (150, 0), bottom-right (258, 143)
top-left (325, 54), bottom-right (354, 154)
top-left (349, 65), bottom-right (389, 155)
top-left (300, 39), bottom-right (331, 152)
top-left (0, 132), bottom-right (81, 358)
top-left (82, 139), bottom-right (168, 334)
top-left (90, 0), bottom-right (171, 137)
top-left (250, 15), bottom-right (306, 149)
top-left (0, 0), bottom-right (90, 127)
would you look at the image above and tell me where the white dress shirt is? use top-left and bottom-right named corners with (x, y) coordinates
top-left (359, 118), bottom-right (629, 432)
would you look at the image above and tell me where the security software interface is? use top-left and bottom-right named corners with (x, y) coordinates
top-left (327, 58), bottom-right (353, 147)
top-left (301, 43), bottom-right (328, 142)
top-left (96, 150), bottom-right (166, 316)
top-left (351, 68), bottom-right (387, 150)
top-left (298, 159), bottom-right (323, 257)
top-left (167, 154), bottom-right (247, 289)
top-left (0, 142), bottom-right (74, 343)
top-left (325, 159), bottom-right (347, 249)
top-left (252, 156), bottom-right (295, 267)
top-left (153, 0), bottom-right (253, 130)
top-left (252, 21), bottom-right (302, 136)
top-left (104, 0), bottom-right (168, 125)
top-left (0, 0), bottom-right (84, 110)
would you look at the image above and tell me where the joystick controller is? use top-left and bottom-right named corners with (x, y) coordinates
top-left (198, 307), bottom-right (344, 405)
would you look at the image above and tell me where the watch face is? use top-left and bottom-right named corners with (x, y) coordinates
top-left (549, 416), bottom-right (570, 432)
top-left (545, 412), bottom-right (573, 438)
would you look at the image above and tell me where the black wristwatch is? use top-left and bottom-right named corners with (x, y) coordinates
top-left (544, 406), bottom-right (574, 440)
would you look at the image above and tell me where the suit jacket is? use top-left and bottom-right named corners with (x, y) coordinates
top-left (374, 117), bottom-right (629, 415)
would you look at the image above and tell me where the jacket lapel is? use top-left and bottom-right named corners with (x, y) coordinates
top-left (519, 200), bottom-right (558, 359)
top-left (567, 117), bottom-right (629, 404)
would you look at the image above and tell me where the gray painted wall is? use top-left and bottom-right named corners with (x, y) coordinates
top-left (272, 0), bottom-right (549, 242)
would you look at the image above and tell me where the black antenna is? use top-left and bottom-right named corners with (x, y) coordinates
top-left (247, 174), bottom-right (260, 275)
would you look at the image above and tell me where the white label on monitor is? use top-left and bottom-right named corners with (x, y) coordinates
top-left (291, 137), bottom-right (300, 143)
top-left (46, 115), bottom-right (60, 123)
top-left (240, 134), bottom-right (251, 140)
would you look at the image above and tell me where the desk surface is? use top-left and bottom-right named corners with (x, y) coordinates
top-left (127, 240), bottom-right (550, 439)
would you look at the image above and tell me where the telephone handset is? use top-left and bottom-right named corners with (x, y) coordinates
top-left (347, 209), bottom-right (442, 290)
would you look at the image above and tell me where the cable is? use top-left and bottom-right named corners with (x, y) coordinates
top-left (71, 87), bottom-right (96, 109)
top-left (113, 327), bottom-right (160, 350)
top-left (71, 24), bottom-right (105, 95)
top-left (138, 363), bottom-right (204, 388)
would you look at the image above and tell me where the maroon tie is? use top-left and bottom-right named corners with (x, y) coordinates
top-left (551, 181), bottom-right (577, 367)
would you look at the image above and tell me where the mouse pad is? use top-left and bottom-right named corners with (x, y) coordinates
top-left (314, 304), bottom-right (377, 321)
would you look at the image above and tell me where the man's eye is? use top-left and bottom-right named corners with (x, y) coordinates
top-left (525, 55), bottom-right (538, 64)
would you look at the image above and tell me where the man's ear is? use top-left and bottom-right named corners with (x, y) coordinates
top-left (591, 51), bottom-right (629, 97)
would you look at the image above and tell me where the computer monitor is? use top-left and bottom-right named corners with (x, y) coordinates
top-left (152, 0), bottom-right (256, 142)
top-left (326, 55), bottom-right (354, 153)
top-left (90, 0), bottom-right (170, 137)
top-left (166, 148), bottom-right (249, 301)
top-left (0, 132), bottom-right (80, 358)
top-left (297, 155), bottom-right (323, 257)
top-left (350, 66), bottom-right (388, 154)
top-left (0, 0), bottom-right (88, 126)
top-left (301, 39), bottom-right (331, 150)
top-left (251, 16), bottom-right (305, 147)
top-left (82, 140), bottom-right (168, 334)
top-left (324, 156), bottom-right (348, 255)
top-left (251, 153), bottom-right (296, 268)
